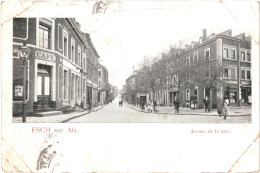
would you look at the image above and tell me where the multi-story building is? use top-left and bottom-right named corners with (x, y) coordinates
top-left (13, 18), bottom-right (100, 115)
top-left (130, 29), bottom-right (251, 110)
top-left (98, 62), bottom-right (109, 105)
top-left (126, 70), bottom-right (149, 105)
top-left (164, 29), bottom-right (251, 109)
top-left (82, 32), bottom-right (99, 107)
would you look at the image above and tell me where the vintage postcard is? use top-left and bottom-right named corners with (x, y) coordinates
top-left (1, 0), bottom-right (259, 172)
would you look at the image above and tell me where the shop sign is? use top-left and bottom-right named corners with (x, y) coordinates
top-left (241, 80), bottom-right (251, 85)
top-left (35, 51), bottom-right (56, 62)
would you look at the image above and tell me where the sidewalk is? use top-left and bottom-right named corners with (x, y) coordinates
top-left (12, 106), bottom-right (103, 123)
top-left (127, 103), bottom-right (251, 117)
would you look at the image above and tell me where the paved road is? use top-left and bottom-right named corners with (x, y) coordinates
top-left (67, 97), bottom-right (251, 123)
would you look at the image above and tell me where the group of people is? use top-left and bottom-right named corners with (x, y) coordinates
top-left (132, 95), bottom-right (229, 120)
top-left (147, 100), bottom-right (157, 112)
top-left (204, 96), bottom-right (229, 119)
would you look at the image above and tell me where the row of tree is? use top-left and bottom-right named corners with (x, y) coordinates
top-left (134, 46), bottom-right (226, 107)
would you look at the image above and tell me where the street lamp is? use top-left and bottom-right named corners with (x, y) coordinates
top-left (18, 42), bottom-right (31, 122)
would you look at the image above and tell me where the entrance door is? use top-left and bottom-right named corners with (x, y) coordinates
top-left (37, 71), bottom-right (51, 110)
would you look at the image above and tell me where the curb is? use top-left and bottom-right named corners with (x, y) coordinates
top-left (60, 106), bottom-right (104, 123)
top-left (126, 104), bottom-right (251, 117)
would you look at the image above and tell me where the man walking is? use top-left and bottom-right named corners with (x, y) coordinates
top-left (203, 96), bottom-right (209, 112)
top-left (175, 99), bottom-right (180, 113)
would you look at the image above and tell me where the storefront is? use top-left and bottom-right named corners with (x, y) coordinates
top-left (241, 86), bottom-right (251, 105)
top-left (33, 51), bottom-right (57, 111)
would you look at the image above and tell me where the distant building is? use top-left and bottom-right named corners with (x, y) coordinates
top-left (125, 70), bottom-right (149, 105)
top-left (98, 63), bottom-right (109, 105)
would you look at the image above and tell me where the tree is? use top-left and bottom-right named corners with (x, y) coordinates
top-left (192, 59), bottom-right (226, 109)
top-left (135, 55), bottom-right (168, 101)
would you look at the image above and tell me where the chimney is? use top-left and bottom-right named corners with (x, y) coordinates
top-left (75, 21), bottom-right (81, 30)
top-left (202, 29), bottom-right (207, 42)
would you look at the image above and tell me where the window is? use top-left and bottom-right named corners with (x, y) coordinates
top-left (63, 30), bottom-right (68, 57)
top-left (193, 52), bottom-right (198, 65)
top-left (224, 67), bottom-right (237, 79)
top-left (241, 51), bottom-right (245, 61)
top-left (247, 52), bottom-right (251, 61)
top-left (186, 57), bottom-right (190, 67)
top-left (13, 18), bottom-right (27, 39)
top-left (246, 70), bottom-right (251, 79)
top-left (224, 68), bottom-right (229, 78)
top-left (71, 39), bottom-right (75, 62)
top-left (71, 74), bottom-right (75, 100)
top-left (241, 70), bottom-right (246, 79)
top-left (241, 69), bottom-right (251, 80)
top-left (205, 49), bottom-right (210, 61)
top-left (77, 47), bottom-right (81, 67)
top-left (39, 24), bottom-right (50, 49)
top-left (231, 49), bottom-right (236, 59)
top-left (231, 68), bottom-right (236, 79)
top-left (230, 92), bottom-right (237, 103)
top-left (78, 77), bottom-right (81, 99)
top-left (186, 89), bottom-right (190, 100)
top-left (223, 48), bottom-right (228, 59)
top-left (64, 70), bottom-right (68, 100)
top-left (83, 54), bottom-right (86, 70)
top-left (83, 79), bottom-right (86, 94)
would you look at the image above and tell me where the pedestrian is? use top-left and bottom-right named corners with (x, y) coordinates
top-left (89, 101), bottom-right (92, 112)
top-left (119, 100), bottom-right (121, 107)
top-left (224, 95), bottom-right (229, 106)
top-left (203, 96), bottom-right (209, 112)
top-left (141, 99), bottom-right (145, 110)
top-left (174, 99), bottom-right (177, 113)
top-left (147, 100), bottom-right (153, 112)
top-left (175, 99), bottom-right (180, 113)
top-left (121, 99), bottom-right (123, 107)
top-left (153, 100), bottom-right (157, 112)
top-left (222, 102), bottom-right (229, 119)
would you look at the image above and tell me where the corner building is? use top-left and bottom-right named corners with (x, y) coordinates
top-left (165, 29), bottom-right (251, 109)
top-left (13, 18), bottom-right (99, 115)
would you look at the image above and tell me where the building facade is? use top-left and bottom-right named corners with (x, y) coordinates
top-left (126, 29), bottom-right (251, 110)
top-left (98, 63), bottom-right (109, 105)
top-left (125, 71), bottom-right (149, 105)
top-left (163, 29), bottom-right (251, 109)
top-left (13, 18), bottom-right (99, 115)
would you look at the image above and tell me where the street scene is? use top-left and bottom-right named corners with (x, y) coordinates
top-left (13, 96), bottom-right (251, 123)
top-left (3, 1), bottom-right (258, 173)
top-left (12, 2), bottom-right (252, 123)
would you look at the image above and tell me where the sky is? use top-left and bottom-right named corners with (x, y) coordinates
top-left (73, 1), bottom-right (257, 89)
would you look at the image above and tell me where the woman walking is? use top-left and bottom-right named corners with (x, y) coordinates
top-left (222, 102), bottom-right (229, 119)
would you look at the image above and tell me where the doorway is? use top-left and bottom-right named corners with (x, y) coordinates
top-left (37, 64), bottom-right (51, 110)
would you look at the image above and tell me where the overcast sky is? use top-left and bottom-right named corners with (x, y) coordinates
top-left (73, 1), bottom-right (257, 89)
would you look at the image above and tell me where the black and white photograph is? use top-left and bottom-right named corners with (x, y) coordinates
top-left (12, 2), bottom-right (253, 123)
top-left (1, 0), bottom-right (259, 172)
